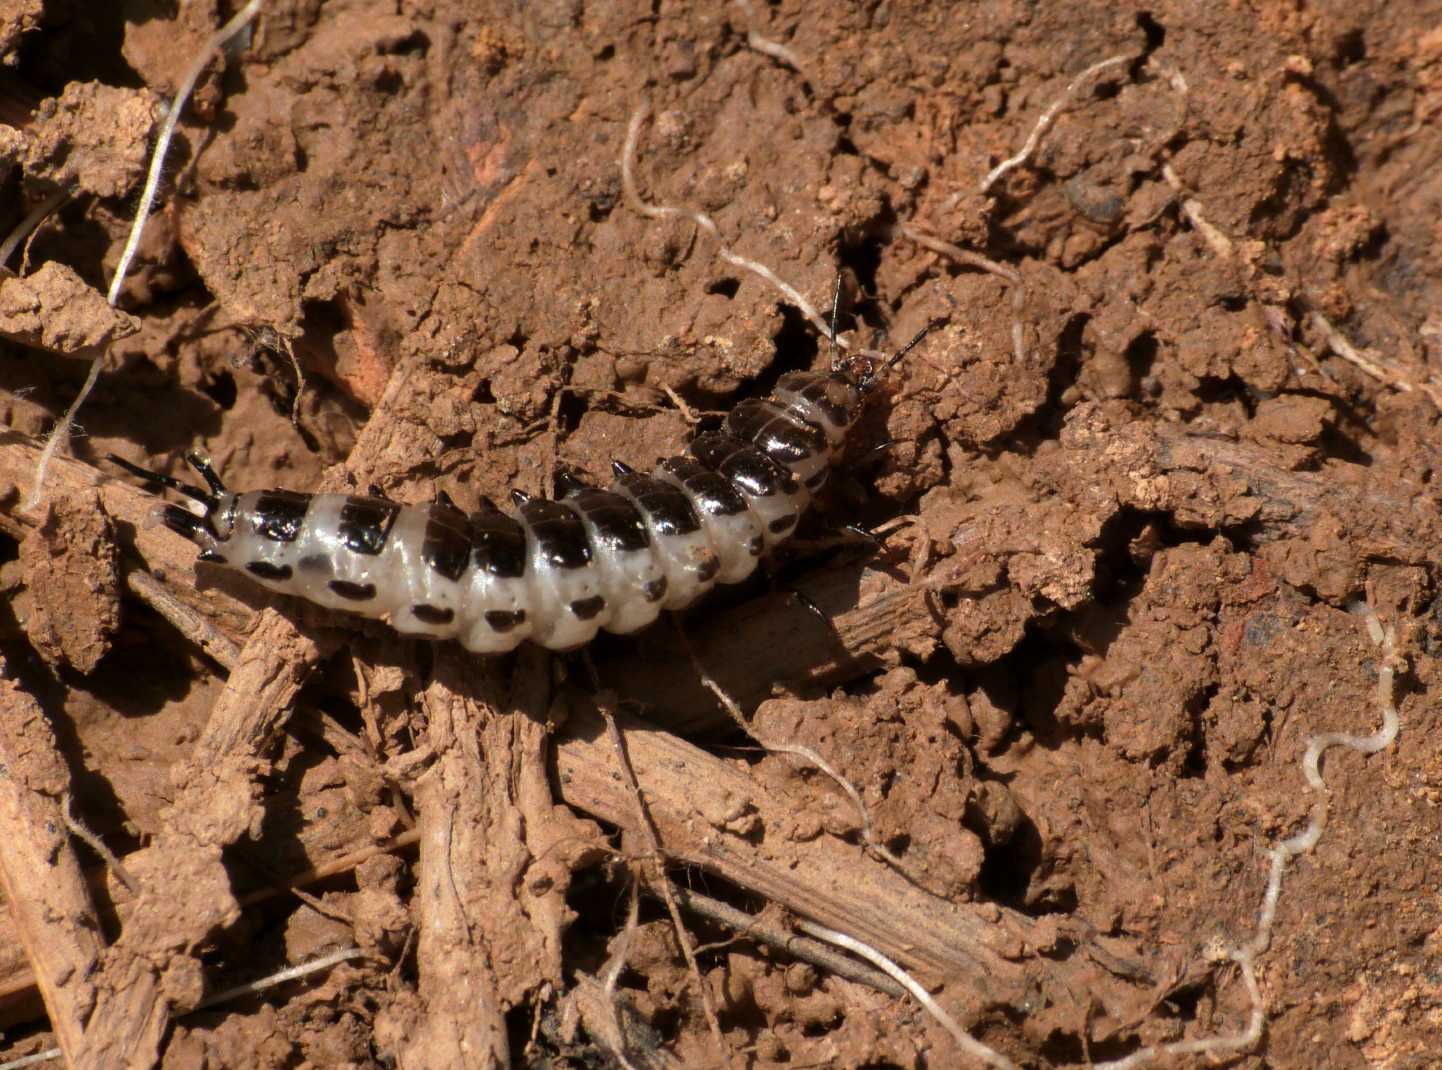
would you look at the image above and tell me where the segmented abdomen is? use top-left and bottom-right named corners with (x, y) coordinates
top-left (189, 370), bottom-right (865, 652)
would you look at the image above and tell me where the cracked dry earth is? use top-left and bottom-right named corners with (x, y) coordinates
top-left (1, 1), bottom-right (1441, 1068)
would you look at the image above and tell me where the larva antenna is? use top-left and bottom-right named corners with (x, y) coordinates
top-left (107, 452), bottom-right (224, 512)
top-left (856, 321), bottom-right (938, 394)
top-left (182, 448), bottom-right (228, 498)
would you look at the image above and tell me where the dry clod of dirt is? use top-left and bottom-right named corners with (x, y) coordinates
top-left (0, 262), bottom-right (138, 354)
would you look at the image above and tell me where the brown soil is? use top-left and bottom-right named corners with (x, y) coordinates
top-left (1, 1), bottom-right (1440, 1067)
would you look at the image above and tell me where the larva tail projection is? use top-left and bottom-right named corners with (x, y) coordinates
top-left (111, 324), bottom-right (932, 653)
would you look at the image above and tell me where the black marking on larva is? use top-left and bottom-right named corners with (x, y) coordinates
top-left (570, 595), bottom-right (606, 620)
top-left (768, 514), bottom-right (798, 535)
top-left (486, 609), bottom-right (526, 632)
top-left (615, 471), bottom-right (702, 536)
top-left (518, 498), bottom-right (593, 569)
top-left (339, 497), bottom-right (400, 556)
top-left (246, 560), bottom-right (293, 581)
top-left (694, 554), bottom-right (721, 582)
top-left (804, 470), bottom-right (829, 492)
top-left (162, 505), bottom-right (206, 540)
top-left (643, 577), bottom-right (668, 602)
top-left (510, 488), bottom-right (533, 507)
top-left (298, 554), bottom-right (331, 572)
top-left (469, 503), bottom-right (528, 578)
top-left (411, 604), bottom-right (455, 625)
top-left (689, 432), bottom-right (799, 498)
top-left (197, 550), bottom-right (227, 565)
top-left (612, 459), bottom-right (637, 477)
top-left (565, 488), bottom-right (651, 552)
top-left (329, 579), bottom-right (377, 601)
top-left (747, 535), bottom-right (763, 556)
top-left (656, 457), bottom-right (748, 517)
top-left (725, 398), bottom-right (828, 465)
top-left (252, 491), bottom-right (310, 543)
top-left (421, 504), bottom-right (473, 582)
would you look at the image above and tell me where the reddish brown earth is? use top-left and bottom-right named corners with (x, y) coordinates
top-left (1, 1), bottom-right (1441, 1067)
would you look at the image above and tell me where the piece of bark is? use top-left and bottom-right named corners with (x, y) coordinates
top-left (388, 662), bottom-right (516, 1069)
top-left (75, 617), bottom-right (326, 1070)
top-left (396, 734), bottom-right (510, 1067)
top-left (0, 774), bottom-right (406, 1019)
top-left (598, 556), bottom-right (939, 735)
top-left (555, 697), bottom-right (1112, 1022)
top-left (0, 662), bottom-right (106, 1067)
top-left (379, 647), bottom-right (603, 1069)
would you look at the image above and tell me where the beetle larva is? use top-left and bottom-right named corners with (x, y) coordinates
top-left (111, 326), bottom-right (930, 653)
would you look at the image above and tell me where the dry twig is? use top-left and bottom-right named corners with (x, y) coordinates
top-left (593, 688), bottom-right (730, 1063)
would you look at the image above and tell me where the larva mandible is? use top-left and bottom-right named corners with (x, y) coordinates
top-left (112, 320), bottom-right (931, 653)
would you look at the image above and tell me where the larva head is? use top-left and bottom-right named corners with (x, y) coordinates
top-left (816, 273), bottom-right (938, 397)
top-left (775, 320), bottom-right (938, 449)
top-left (108, 450), bottom-right (236, 555)
top-left (845, 320), bottom-right (938, 395)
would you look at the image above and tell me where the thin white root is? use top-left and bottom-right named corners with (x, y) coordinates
top-left (1311, 310), bottom-right (1424, 397)
top-left (595, 877), bottom-right (643, 1070)
top-left (622, 102), bottom-right (886, 361)
top-left (980, 55), bottom-right (1129, 194)
top-left (0, 1049), bottom-right (61, 1070)
top-left (1090, 952), bottom-right (1264, 1070)
top-left (1160, 163), bottom-right (1236, 259)
top-left (732, 0), bottom-right (807, 73)
top-left (197, 945), bottom-right (366, 1009)
top-left (798, 920), bottom-right (1020, 1070)
top-left (764, 741), bottom-right (911, 872)
top-left (1094, 610), bottom-right (1403, 1069)
top-left (894, 223), bottom-right (1027, 369)
top-left (61, 793), bottom-right (138, 895)
top-left (24, 0), bottom-right (264, 514)
top-left (0, 945), bottom-right (366, 1070)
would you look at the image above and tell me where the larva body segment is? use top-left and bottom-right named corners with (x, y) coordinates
top-left (119, 368), bottom-right (877, 653)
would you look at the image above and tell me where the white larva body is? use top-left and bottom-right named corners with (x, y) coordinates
top-left (124, 371), bottom-right (872, 653)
